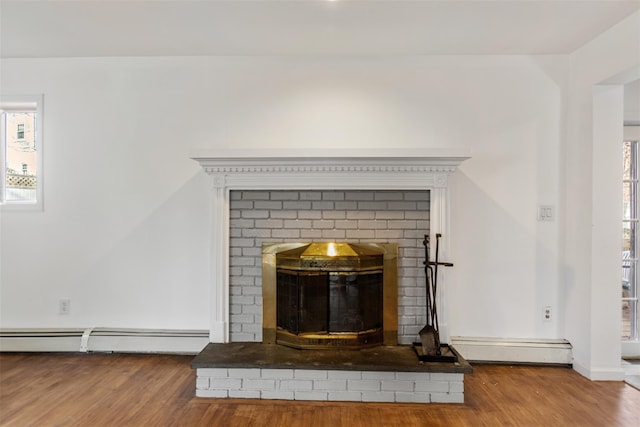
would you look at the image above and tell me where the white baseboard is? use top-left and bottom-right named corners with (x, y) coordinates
top-left (450, 336), bottom-right (573, 365)
top-left (573, 361), bottom-right (625, 381)
top-left (0, 328), bottom-right (209, 354)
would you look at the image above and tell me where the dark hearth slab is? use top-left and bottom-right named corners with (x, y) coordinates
top-left (191, 342), bottom-right (472, 374)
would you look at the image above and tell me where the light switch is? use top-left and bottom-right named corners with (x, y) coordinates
top-left (538, 205), bottom-right (554, 222)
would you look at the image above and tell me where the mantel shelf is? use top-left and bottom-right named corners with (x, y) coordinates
top-left (191, 148), bottom-right (470, 166)
top-left (191, 148), bottom-right (471, 178)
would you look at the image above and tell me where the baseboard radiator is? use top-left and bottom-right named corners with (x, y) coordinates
top-left (450, 336), bottom-right (573, 365)
top-left (0, 330), bottom-right (572, 364)
top-left (0, 328), bottom-right (209, 354)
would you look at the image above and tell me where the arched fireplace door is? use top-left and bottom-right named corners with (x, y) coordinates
top-left (262, 242), bottom-right (398, 350)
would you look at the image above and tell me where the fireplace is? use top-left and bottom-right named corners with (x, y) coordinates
top-left (262, 242), bottom-right (398, 349)
top-left (190, 149), bottom-right (470, 345)
top-left (190, 149), bottom-right (472, 403)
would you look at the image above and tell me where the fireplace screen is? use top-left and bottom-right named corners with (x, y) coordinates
top-left (274, 243), bottom-right (384, 349)
top-left (277, 270), bottom-right (383, 335)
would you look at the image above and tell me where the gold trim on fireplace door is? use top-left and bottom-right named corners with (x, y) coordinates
top-left (262, 242), bottom-right (398, 346)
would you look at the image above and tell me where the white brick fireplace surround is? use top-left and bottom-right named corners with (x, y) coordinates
top-left (233, 189), bottom-right (428, 345)
top-left (191, 148), bottom-right (470, 403)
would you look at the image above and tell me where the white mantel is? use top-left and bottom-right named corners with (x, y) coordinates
top-left (191, 149), bottom-right (470, 343)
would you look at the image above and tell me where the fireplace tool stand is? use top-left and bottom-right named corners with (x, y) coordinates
top-left (413, 233), bottom-right (458, 363)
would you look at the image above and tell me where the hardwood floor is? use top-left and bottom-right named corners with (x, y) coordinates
top-left (1, 352), bottom-right (639, 426)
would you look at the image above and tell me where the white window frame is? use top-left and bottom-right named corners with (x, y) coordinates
top-left (0, 95), bottom-right (44, 211)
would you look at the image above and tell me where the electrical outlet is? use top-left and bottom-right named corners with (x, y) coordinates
top-left (543, 306), bottom-right (552, 322)
top-left (59, 299), bottom-right (71, 315)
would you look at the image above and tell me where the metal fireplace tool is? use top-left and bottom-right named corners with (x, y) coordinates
top-left (413, 233), bottom-right (458, 363)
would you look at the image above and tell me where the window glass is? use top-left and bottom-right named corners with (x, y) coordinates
top-left (0, 95), bottom-right (43, 210)
top-left (3, 112), bottom-right (37, 202)
top-left (623, 140), bottom-right (639, 341)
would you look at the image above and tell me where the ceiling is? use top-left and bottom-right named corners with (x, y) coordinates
top-left (1, 0), bottom-right (639, 58)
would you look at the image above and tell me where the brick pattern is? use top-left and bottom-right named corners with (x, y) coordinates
top-left (229, 190), bottom-right (430, 344)
top-left (196, 368), bottom-right (464, 403)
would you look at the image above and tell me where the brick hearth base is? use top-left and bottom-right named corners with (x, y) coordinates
top-left (192, 343), bottom-right (472, 403)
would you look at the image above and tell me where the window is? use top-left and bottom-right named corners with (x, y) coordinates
top-left (623, 138), bottom-right (639, 341)
top-left (0, 95), bottom-right (43, 210)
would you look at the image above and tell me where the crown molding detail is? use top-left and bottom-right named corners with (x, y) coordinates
top-left (199, 165), bottom-right (459, 174)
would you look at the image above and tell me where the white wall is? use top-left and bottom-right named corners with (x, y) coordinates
top-left (0, 58), bottom-right (215, 329)
top-left (449, 56), bottom-right (566, 341)
top-left (0, 55), bottom-right (568, 344)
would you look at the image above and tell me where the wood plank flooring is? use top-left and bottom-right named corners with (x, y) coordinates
top-left (1, 352), bottom-right (639, 426)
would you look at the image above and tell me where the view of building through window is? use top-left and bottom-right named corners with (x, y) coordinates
top-left (623, 139), bottom-right (639, 341)
top-left (1, 111), bottom-right (37, 203)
